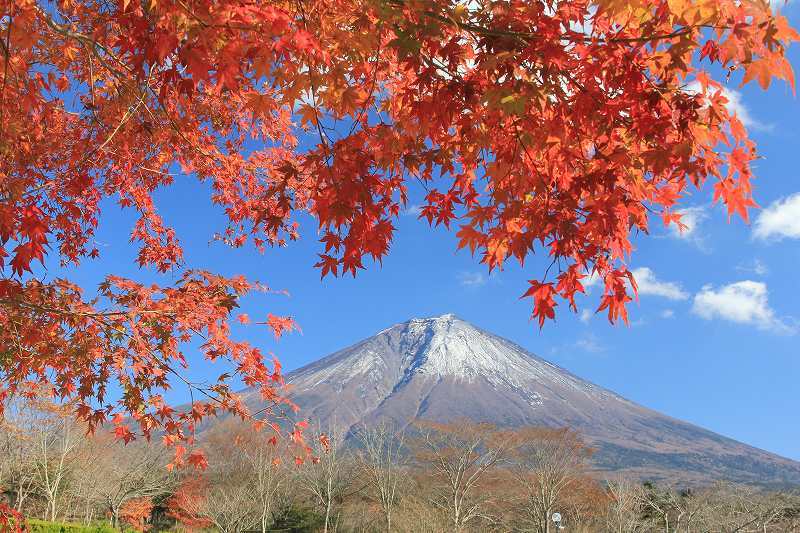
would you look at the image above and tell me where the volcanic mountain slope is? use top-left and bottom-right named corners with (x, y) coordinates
top-left (243, 314), bottom-right (800, 487)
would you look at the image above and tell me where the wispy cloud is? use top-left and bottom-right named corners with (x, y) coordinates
top-left (457, 271), bottom-right (486, 288)
top-left (718, 88), bottom-right (771, 132)
top-left (403, 204), bottom-right (424, 217)
top-left (736, 259), bottom-right (769, 276)
top-left (630, 267), bottom-right (689, 301)
top-left (660, 309), bottom-right (675, 319)
top-left (667, 205), bottom-right (710, 250)
top-left (574, 333), bottom-right (605, 353)
top-left (753, 193), bottom-right (800, 241)
top-left (582, 271), bottom-right (602, 292)
top-left (692, 280), bottom-right (794, 334)
top-left (685, 82), bottom-right (771, 132)
top-left (583, 267), bottom-right (688, 302)
top-left (579, 309), bottom-right (593, 323)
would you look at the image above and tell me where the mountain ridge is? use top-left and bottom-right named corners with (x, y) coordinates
top-left (241, 314), bottom-right (800, 487)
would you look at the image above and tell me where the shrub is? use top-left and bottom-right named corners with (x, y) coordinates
top-left (269, 506), bottom-right (325, 532)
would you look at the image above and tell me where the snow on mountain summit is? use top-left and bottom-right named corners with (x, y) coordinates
top-left (400, 314), bottom-right (575, 388)
top-left (286, 313), bottom-right (611, 403)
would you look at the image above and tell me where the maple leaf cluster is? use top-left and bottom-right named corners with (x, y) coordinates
top-left (120, 497), bottom-right (155, 532)
top-left (0, 0), bottom-right (796, 456)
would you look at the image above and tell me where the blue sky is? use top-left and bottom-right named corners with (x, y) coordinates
top-left (55, 6), bottom-right (800, 461)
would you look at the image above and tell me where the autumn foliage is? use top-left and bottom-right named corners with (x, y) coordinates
top-left (0, 0), bottom-right (796, 453)
top-left (166, 479), bottom-right (213, 531)
top-left (119, 498), bottom-right (154, 532)
top-left (0, 503), bottom-right (24, 533)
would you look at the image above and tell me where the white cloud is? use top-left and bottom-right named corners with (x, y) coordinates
top-left (630, 317), bottom-right (647, 327)
top-left (736, 259), bottom-right (769, 276)
top-left (404, 204), bottom-right (423, 217)
top-left (630, 267), bottom-right (689, 301)
top-left (579, 309), bottom-right (593, 323)
top-left (661, 309), bottom-right (675, 319)
top-left (575, 334), bottom-right (605, 353)
top-left (583, 268), bottom-right (688, 301)
top-left (685, 82), bottom-right (770, 131)
top-left (457, 271), bottom-right (486, 287)
top-left (753, 193), bottom-right (800, 241)
top-left (692, 280), bottom-right (793, 333)
top-left (718, 88), bottom-right (769, 131)
top-left (582, 271), bottom-right (602, 292)
top-left (667, 206), bottom-right (710, 249)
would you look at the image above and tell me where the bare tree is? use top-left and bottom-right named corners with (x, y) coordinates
top-left (190, 419), bottom-right (263, 533)
top-left (558, 475), bottom-right (609, 532)
top-left (604, 477), bottom-right (647, 533)
top-left (296, 425), bottom-right (355, 533)
top-left (641, 482), bottom-right (716, 533)
top-left (66, 466), bottom-right (105, 526)
top-left (9, 386), bottom-right (800, 533)
top-left (354, 420), bottom-right (408, 532)
top-left (668, 487), bottom-right (716, 532)
top-left (411, 420), bottom-right (516, 531)
top-left (508, 427), bottom-right (592, 533)
top-left (55, 431), bottom-right (113, 525)
top-left (28, 399), bottom-right (88, 522)
top-left (641, 481), bottom-right (673, 532)
top-left (92, 438), bottom-right (175, 528)
top-left (202, 481), bottom-right (260, 533)
top-left (701, 482), bottom-right (798, 533)
top-left (0, 396), bottom-right (38, 512)
top-left (170, 418), bottom-right (302, 533)
top-left (237, 424), bottom-right (293, 532)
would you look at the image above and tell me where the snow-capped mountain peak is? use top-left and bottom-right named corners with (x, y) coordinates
top-left (286, 314), bottom-right (608, 404)
top-left (402, 314), bottom-right (551, 381)
top-left (239, 314), bottom-right (800, 486)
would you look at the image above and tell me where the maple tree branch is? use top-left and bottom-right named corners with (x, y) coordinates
top-left (86, 43), bottom-right (97, 111)
top-left (1, 294), bottom-right (293, 439)
top-left (94, 87), bottom-right (149, 155)
top-left (0, 12), bottom-right (11, 140)
top-left (174, 0), bottom-right (210, 28)
top-left (0, 298), bottom-right (176, 320)
top-left (294, 0), bottom-right (333, 152)
top-left (104, 323), bottom-right (276, 424)
top-left (1, 307), bottom-right (196, 414)
top-left (385, 0), bottom-right (716, 46)
top-left (147, 92), bottom-right (219, 163)
top-left (349, 22), bottom-right (385, 138)
top-left (33, 5), bottom-right (133, 80)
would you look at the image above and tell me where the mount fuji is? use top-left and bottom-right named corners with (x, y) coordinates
top-left (242, 314), bottom-right (800, 486)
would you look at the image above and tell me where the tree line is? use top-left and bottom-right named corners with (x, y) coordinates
top-left (1, 394), bottom-right (799, 532)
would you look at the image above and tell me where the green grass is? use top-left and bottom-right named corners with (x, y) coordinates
top-left (25, 519), bottom-right (118, 533)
